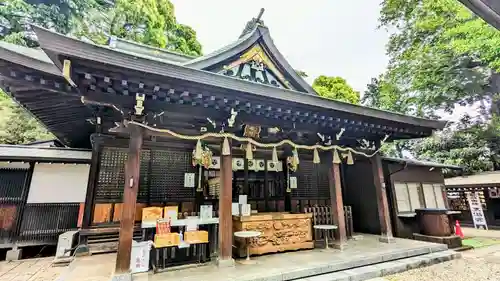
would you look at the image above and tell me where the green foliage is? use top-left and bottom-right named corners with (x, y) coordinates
top-left (0, 90), bottom-right (52, 144)
top-left (379, 0), bottom-right (500, 113)
top-left (374, 0), bottom-right (500, 172)
top-left (0, 0), bottom-right (100, 47)
top-left (413, 128), bottom-right (494, 175)
top-left (75, 0), bottom-right (203, 56)
top-left (0, 0), bottom-right (203, 144)
top-left (312, 75), bottom-right (360, 104)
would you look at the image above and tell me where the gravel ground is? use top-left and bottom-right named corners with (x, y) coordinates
top-left (380, 244), bottom-right (500, 281)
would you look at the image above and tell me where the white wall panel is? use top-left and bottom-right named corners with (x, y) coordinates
top-left (27, 163), bottom-right (90, 203)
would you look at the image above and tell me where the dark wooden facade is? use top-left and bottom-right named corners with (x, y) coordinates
top-left (383, 158), bottom-right (461, 239)
top-left (445, 171), bottom-right (500, 229)
top-left (0, 146), bottom-right (91, 250)
top-left (0, 14), bottom-right (448, 272)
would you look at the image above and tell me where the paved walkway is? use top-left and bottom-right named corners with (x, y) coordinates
top-left (462, 227), bottom-right (500, 239)
top-left (0, 234), bottom-right (444, 281)
top-left (369, 244), bottom-right (500, 281)
top-left (0, 257), bottom-right (63, 281)
top-left (2, 229), bottom-right (500, 281)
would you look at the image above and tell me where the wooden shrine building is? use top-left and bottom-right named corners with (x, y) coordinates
top-left (0, 11), bottom-right (446, 276)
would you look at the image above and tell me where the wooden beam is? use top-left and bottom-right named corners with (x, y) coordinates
top-left (218, 139), bottom-right (234, 266)
top-left (328, 162), bottom-right (347, 249)
top-left (371, 153), bottom-right (395, 243)
top-left (114, 123), bottom-right (143, 274)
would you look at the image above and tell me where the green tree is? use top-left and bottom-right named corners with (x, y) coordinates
top-left (413, 119), bottom-right (498, 175)
top-left (0, 0), bottom-right (101, 47)
top-left (0, 90), bottom-right (52, 144)
top-left (0, 0), bottom-right (203, 144)
top-left (76, 0), bottom-right (203, 56)
top-left (312, 75), bottom-right (360, 104)
top-left (376, 0), bottom-right (500, 171)
top-left (362, 76), bottom-right (416, 158)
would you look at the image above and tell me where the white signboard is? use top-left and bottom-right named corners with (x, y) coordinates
top-left (184, 173), bottom-right (195, 188)
top-left (467, 192), bottom-right (488, 230)
top-left (232, 203), bottom-right (240, 216)
top-left (200, 205), bottom-right (213, 220)
top-left (238, 195), bottom-right (247, 205)
top-left (289, 176), bottom-right (298, 189)
top-left (489, 187), bottom-right (500, 199)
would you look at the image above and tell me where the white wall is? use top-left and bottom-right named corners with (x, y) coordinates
top-left (27, 163), bottom-right (90, 203)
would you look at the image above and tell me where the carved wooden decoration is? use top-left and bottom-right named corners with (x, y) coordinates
top-left (233, 213), bottom-right (313, 257)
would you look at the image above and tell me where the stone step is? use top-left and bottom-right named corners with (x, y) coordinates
top-left (297, 250), bottom-right (461, 281)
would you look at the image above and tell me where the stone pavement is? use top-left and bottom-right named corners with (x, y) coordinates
top-left (0, 234), bottom-right (448, 281)
top-left (0, 257), bottom-right (63, 281)
top-left (368, 244), bottom-right (500, 281)
top-left (462, 227), bottom-right (500, 239)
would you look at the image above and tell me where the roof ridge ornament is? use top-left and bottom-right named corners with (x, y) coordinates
top-left (239, 8), bottom-right (266, 38)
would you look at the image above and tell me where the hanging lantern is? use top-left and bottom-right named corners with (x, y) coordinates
top-left (332, 148), bottom-right (341, 164)
top-left (194, 139), bottom-right (203, 160)
top-left (272, 146), bottom-right (279, 163)
top-left (287, 148), bottom-right (300, 172)
top-left (246, 142), bottom-right (253, 160)
top-left (293, 148), bottom-right (300, 164)
top-left (313, 148), bottom-right (320, 164)
top-left (192, 141), bottom-right (213, 169)
top-left (222, 137), bottom-right (231, 156)
top-left (345, 150), bottom-right (354, 165)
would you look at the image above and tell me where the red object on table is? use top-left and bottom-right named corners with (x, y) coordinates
top-left (455, 220), bottom-right (464, 238)
top-left (156, 219), bottom-right (171, 235)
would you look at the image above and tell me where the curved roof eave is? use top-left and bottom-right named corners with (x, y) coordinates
top-left (0, 41), bottom-right (62, 77)
top-left (32, 25), bottom-right (448, 131)
top-left (0, 41), bottom-right (88, 148)
top-left (183, 25), bottom-right (316, 94)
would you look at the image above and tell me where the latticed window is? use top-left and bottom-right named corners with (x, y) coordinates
top-left (422, 183), bottom-right (446, 209)
top-left (394, 182), bottom-right (423, 212)
top-left (394, 182), bottom-right (447, 213)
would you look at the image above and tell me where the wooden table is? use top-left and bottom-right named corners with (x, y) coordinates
top-left (234, 231), bottom-right (261, 264)
top-left (233, 212), bottom-right (313, 257)
top-left (313, 225), bottom-right (337, 249)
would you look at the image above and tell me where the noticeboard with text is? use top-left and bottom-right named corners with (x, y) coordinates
top-left (467, 192), bottom-right (488, 230)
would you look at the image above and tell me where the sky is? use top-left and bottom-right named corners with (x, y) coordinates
top-left (170, 0), bottom-right (390, 93)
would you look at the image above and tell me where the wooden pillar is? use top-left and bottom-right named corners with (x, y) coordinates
top-left (371, 153), bottom-right (395, 243)
top-left (13, 162), bottom-right (35, 242)
top-left (115, 124), bottom-right (143, 274)
top-left (81, 140), bottom-right (101, 231)
top-left (328, 162), bottom-right (347, 249)
top-left (218, 138), bottom-right (234, 266)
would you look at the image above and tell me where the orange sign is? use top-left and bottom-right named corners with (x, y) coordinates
top-left (154, 233), bottom-right (180, 248)
top-left (142, 207), bottom-right (163, 222)
top-left (184, 231), bottom-right (209, 244)
top-left (164, 206), bottom-right (178, 221)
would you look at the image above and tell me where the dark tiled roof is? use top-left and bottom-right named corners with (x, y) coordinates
top-left (459, 0), bottom-right (500, 30)
top-left (383, 157), bottom-right (463, 170)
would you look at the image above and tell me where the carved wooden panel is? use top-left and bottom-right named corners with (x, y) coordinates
top-left (233, 213), bottom-right (313, 257)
